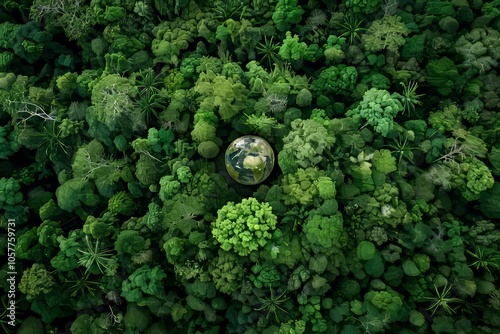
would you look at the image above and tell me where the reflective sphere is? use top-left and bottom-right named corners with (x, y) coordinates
top-left (225, 136), bottom-right (275, 185)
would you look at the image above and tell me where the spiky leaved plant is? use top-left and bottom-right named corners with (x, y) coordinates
top-left (254, 288), bottom-right (290, 322)
top-left (135, 68), bottom-right (165, 125)
top-left (256, 36), bottom-right (281, 69)
top-left (338, 13), bottom-right (366, 46)
top-left (399, 81), bottom-right (424, 115)
top-left (423, 282), bottom-right (461, 315)
top-left (78, 235), bottom-right (117, 276)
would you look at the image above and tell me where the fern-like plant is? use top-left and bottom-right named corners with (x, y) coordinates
top-left (256, 36), bottom-right (281, 69)
top-left (254, 288), bottom-right (290, 322)
top-left (78, 235), bottom-right (117, 275)
top-left (466, 246), bottom-right (500, 275)
top-left (386, 133), bottom-right (418, 165)
top-left (338, 13), bottom-right (366, 46)
top-left (135, 68), bottom-right (165, 125)
top-left (423, 283), bottom-right (461, 316)
top-left (66, 271), bottom-right (100, 298)
top-left (399, 81), bottom-right (424, 115)
top-left (213, 0), bottom-right (246, 20)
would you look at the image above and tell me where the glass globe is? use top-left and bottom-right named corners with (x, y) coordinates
top-left (225, 136), bottom-right (275, 185)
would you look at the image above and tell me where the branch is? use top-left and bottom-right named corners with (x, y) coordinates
top-left (9, 100), bottom-right (56, 127)
top-left (433, 139), bottom-right (465, 163)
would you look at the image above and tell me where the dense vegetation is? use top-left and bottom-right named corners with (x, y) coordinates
top-left (1, 0), bottom-right (500, 333)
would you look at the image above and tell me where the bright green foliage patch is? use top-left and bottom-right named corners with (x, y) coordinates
top-left (212, 197), bottom-right (278, 256)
